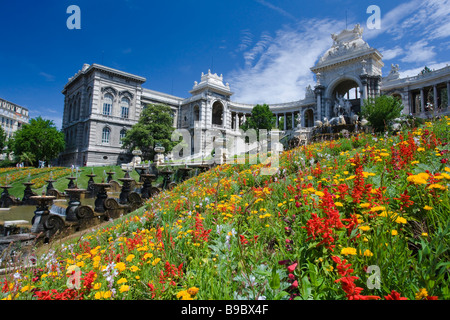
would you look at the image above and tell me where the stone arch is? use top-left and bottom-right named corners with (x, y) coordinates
top-left (212, 100), bottom-right (224, 126)
top-left (326, 76), bottom-right (363, 117)
top-left (193, 105), bottom-right (200, 122)
top-left (303, 108), bottom-right (315, 128)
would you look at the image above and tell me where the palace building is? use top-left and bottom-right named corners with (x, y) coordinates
top-left (59, 25), bottom-right (450, 167)
top-left (0, 98), bottom-right (29, 139)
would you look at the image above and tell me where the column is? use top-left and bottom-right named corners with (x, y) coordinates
top-left (317, 95), bottom-right (322, 121)
top-left (433, 85), bottom-right (438, 110)
top-left (420, 88), bottom-right (425, 113)
top-left (291, 112), bottom-right (295, 129)
top-left (275, 113), bottom-right (279, 129)
top-left (234, 113), bottom-right (238, 131)
top-left (447, 82), bottom-right (450, 108)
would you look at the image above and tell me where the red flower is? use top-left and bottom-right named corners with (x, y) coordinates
top-left (384, 290), bottom-right (408, 300)
top-left (287, 263), bottom-right (298, 273)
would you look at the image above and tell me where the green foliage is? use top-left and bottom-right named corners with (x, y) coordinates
top-left (11, 117), bottom-right (65, 165)
top-left (121, 104), bottom-right (177, 160)
top-left (361, 95), bottom-right (404, 133)
top-left (241, 104), bottom-right (275, 139)
top-left (0, 126), bottom-right (6, 152)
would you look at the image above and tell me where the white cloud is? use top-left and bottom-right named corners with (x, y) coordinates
top-left (228, 19), bottom-right (343, 104)
top-left (39, 72), bottom-right (55, 82)
top-left (401, 40), bottom-right (436, 63)
top-left (380, 46), bottom-right (404, 61)
top-left (254, 0), bottom-right (299, 22)
top-left (398, 61), bottom-right (450, 78)
top-left (399, 0), bottom-right (450, 40)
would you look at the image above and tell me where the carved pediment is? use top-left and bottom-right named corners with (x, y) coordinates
top-left (119, 90), bottom-right (134, 100)
top-left (101, 86), bottom-right (118, 96)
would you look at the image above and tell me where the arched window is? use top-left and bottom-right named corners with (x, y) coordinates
top-left (120, 98), bottom-right (130, 119)
top-left (102, 127), bottom-right (111, 144)
top-left (103, 94), bottom-right (113, 116)
top-left (194, 105), bottom-right (200, 122)
top-left (119, 128), bottom-right (127, 144)
top-left (212, 101), bottom-right (223, 126)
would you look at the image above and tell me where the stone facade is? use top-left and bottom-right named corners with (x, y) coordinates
top-left (0, 98), bottom-right (29, 140)
top-left (60, 25), bottom-right (450, 167)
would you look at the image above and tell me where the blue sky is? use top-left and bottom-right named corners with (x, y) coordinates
top-left (1, 0), bottom-right (449, 129)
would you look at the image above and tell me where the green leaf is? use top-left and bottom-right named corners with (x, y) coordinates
top-left (269, 266), bottom-right (280, 290)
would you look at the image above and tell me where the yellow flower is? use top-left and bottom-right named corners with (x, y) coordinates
top-left (117, 278), bottom-right (127, 284)
top-left (152, 258), bottom-right (161, 266)
top-left (370, 206), bottom-right (385, 212)
top-left (359, 225), bottom-right (370, 232)
top-left (129, 265), bottom-right (140, 272)
top-left (395, 216), bottom-right (407, 224)
top-left (143, 253), bottom-right (153, 260)
top-left (187, 287), bottom-right (199, 296)
top-left (391, 230), bottom-right (398, 236)
top-left (176, 290), bottom-right (193, 300)
top-left (119, 285), bottom-right (130, 293)
top-left (66, 265), bottom-right (78, 274)
top-left (315, 191), bottom-right (325, 197)
top-left (341, 247), bottom-right (357, 256)
top-left (360, 203), bottom-right (371, 209)
top-left (363, 249), bottom-right (373, 257)
top-left (415, 288), bottom-right (428, 300)
top-left (422, 233), bottom-right (428, 237)
top-left (115, 262), bottom-right (126, 272)
top-left (423, 205), bottom-right (433, 211)
top-left (93, 283), bottom-right (102, 290)
top-left (334, 202), bottom-right (343, 207)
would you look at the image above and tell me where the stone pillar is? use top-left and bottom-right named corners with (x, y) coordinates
top-left (360, 76), bottom-right (368, 102)
top-left (275, 113), bottom-right (279, 129)
top-left (420, 88), bottom-right (425, 113)
top-left (291, 112), bottom-right (295, 129)
top-left (447, 82), bottom-right (450, 108)
top-left (234, 113), bottom-right (238, 131)
top-left (433, 85), bottom-right (439, 110)
top-left (314, 85), bottom-right (324, 121)
top-left (283, 113), bottom-right (287, 131)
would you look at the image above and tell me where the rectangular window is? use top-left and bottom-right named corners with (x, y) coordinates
top-left (103, 103), bottom-right (111, 116)
top-left (102, 129), bottom-right (110, 143)
top-left (121, 106), bottom-right (129, 119)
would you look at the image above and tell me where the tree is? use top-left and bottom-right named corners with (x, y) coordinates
top-left (241, 104), bottom-right (275, 139)
top-left (18, 152), bottom-right (36, 166)
top-left (361, 95), bottom-right (404, 133)
top-left (0, 126), bottom-right (6, 153)
top-left (11, 116), bottom-right (65, 166)
top-left (122, 104), bottom-right (177, 160)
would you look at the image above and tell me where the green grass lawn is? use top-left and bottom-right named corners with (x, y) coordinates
top-left (1, 165), bottom-right (143, 199)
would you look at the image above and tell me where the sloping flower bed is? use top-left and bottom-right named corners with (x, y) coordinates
top-left (1, 116), bottom-right (449, 300)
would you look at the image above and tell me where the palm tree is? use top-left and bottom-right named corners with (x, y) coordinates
top-left (18, 152), bottom-right (36, 167)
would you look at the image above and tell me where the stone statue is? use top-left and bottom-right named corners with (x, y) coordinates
top-left (296, 114), bottom-right (302, 129)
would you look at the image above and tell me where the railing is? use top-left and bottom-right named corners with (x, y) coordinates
top-left (412, 107), bottom-right (450, 118)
